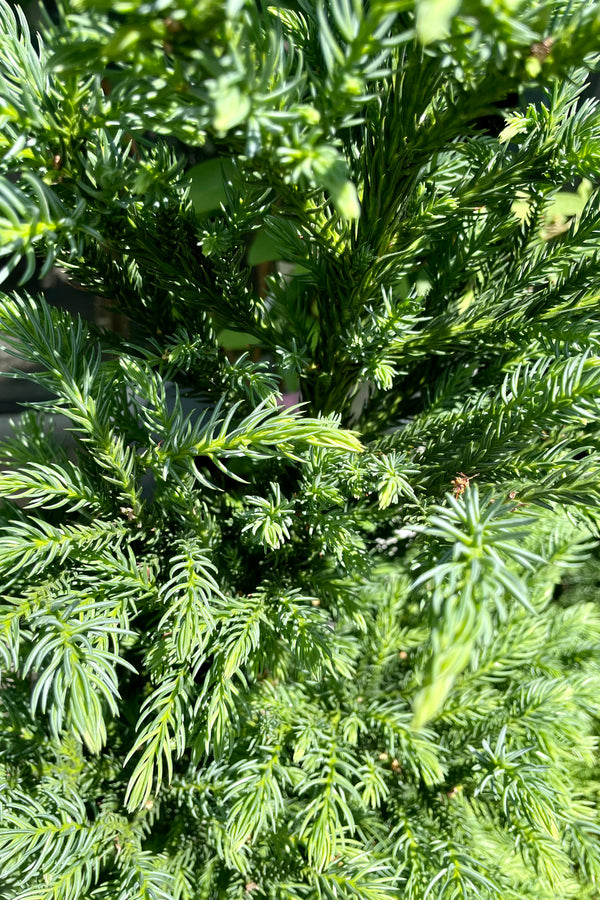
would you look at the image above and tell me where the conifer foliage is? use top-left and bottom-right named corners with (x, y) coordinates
top-left (2, 1), bottom-right (600, 897)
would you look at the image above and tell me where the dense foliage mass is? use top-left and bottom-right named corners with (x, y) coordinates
top-left (2, 1), bottom-right (600, 897)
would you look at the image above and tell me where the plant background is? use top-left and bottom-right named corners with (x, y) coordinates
top-left (2, 2), bottom-right (600, 899)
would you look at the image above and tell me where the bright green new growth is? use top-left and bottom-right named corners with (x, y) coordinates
top-left (1, 1), bottom-right (600, 898)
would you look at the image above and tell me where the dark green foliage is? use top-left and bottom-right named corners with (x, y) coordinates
top-left (2, 1), bottom-right (600, 897)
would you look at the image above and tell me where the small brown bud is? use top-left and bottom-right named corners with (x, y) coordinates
top-left (164, 16), bottom-right (184, 34)
top-left (530, 36), bottom-right (554, 62)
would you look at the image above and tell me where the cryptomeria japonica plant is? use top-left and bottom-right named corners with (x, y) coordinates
top-left (2, 0), bottom-right (600, 897)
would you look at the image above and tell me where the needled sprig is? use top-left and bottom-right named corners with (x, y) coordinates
top-left (411, 486), bottom-right (542, 728)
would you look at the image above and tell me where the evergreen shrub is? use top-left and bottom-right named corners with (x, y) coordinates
top-left (2, 1), bottom-right (600, 897)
